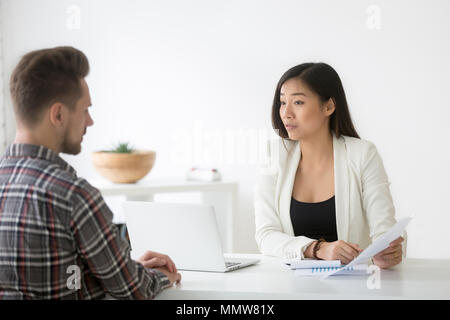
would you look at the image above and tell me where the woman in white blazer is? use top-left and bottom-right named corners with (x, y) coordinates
top-left (254, 63), bottom-right (405, 269)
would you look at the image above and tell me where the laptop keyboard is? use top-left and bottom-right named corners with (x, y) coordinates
top-left (225, 261), bottom-right (241, 268)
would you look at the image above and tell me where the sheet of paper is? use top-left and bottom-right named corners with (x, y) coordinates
top-left (322, 216), bottom-right (412, 279)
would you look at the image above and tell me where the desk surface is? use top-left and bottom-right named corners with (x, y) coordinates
top-left (156, 254), bottom-right (450, 300)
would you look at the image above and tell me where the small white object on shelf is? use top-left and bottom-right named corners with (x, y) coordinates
top-left (186, 166), bottom-right (221, 182)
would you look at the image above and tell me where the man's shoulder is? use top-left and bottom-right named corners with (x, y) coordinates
top-left (63, 174), bottom-right (101, 201)
top-left (22, 159), bottom-right (100, 202)
top-left (45, 170), bottom-right (103, 212)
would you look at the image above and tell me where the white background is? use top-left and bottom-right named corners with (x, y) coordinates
top-left (1, 0), bottom-right (449, 258)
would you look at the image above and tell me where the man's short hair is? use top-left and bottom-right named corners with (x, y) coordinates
top-left (10, 46), bottom-right (90, 127)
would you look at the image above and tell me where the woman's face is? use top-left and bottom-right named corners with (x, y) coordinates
top-left (279, 77), bottom-right (334, 141)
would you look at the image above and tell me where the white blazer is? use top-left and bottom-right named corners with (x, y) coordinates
top-left (254, 132), bottom-right (406, 259)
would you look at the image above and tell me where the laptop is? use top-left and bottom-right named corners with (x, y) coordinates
top-left (123, 201), bottom-right (259, 272)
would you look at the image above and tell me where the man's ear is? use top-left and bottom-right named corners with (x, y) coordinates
top-left (49, 103), bottom-right (67, 127)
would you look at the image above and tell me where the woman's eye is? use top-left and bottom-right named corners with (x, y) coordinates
top-left (294, 101), bottom-right (304, 105)
top-left (280, 101), bottom-right (286, 105)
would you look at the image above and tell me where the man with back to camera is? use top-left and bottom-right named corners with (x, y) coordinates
top-left (0, 46), bottom-right (181, 299)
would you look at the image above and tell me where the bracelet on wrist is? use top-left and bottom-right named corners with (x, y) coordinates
top-left (313, 238), bottom-right (326, 260)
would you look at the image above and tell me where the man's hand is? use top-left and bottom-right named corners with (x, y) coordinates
top-left (317, 240), bottom-right (363, 264)
top-left (372, 236), bottom-right (404, 269)
top-left (137, 250), bottom-right (178, 273)
top-left (155, 267), bottom-right (182, 286)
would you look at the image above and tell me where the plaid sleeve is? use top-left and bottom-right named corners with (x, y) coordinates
top-left (69, 179), bottom-right (170, 299)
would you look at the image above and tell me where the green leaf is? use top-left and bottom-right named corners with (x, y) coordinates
top-left (107, 142), bottom-right (134, 153)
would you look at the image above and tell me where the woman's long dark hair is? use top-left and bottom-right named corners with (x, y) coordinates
top-left (272, 62), bottom-right (360, 139)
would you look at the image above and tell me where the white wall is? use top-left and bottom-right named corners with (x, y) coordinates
top-left (0, 0), bottom-right (8, 151)
top-left (1, 0), bottom-right (449, 258)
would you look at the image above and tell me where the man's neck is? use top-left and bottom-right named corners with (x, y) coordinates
top-left (14, 129), bottom-right (61, 154)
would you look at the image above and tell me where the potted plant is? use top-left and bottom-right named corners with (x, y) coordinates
top-left (91, 142), bottom-right (156, 184)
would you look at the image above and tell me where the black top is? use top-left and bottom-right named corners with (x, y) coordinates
top-left (290, 195), bottom-right (338, 242)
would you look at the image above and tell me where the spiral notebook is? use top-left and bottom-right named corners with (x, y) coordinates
top-left (294, 264), bottom-right (369, 277)
top-left (285, 259), bottom-right (341, 270)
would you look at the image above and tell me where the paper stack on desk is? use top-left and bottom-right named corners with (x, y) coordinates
top-left (285, 217), bottom-right (413, 278)
top-left (284, 258), bottom-right (341, 269)
top-left (322, 216), bottom-right (412, 279)
top-left (294, 264), bottom-right (369, 277)
top-left (285, 259), bottom-right (368, 277)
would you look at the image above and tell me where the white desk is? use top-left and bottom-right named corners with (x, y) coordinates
top-left (156, 254), bottom-right (450, 300)
top-left (90, 178), bottom-right (238, 253)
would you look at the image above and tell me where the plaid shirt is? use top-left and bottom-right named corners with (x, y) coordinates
top-left (0, 144), bottom-right (170, 299)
